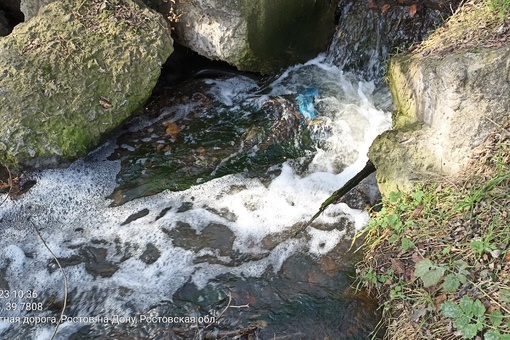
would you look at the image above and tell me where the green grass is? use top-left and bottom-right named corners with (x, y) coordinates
top-left (356, 125), bottom-right (510, 339)
top-left (488, 0), bottom-right (510, 17)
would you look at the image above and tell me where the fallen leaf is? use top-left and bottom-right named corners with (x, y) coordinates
top-left (410, 307), bottom-right (427, 321)
top-left (381, 3), bottom-right (390, 13)
top-left (434, 293), bottom-right (446, 310)
top-left (505, 250), bottom-right (510, 262)
top-left (368, 0), bottom-right (378, 9)
top-left (412, 205), bottom-right (424, 217)
top-left (391, 258), bottom-right (406, 275)
top-left (99, 96), bottom-right (112, 109)
top-left (411, 252), bottom-right (424, 263)
top-left (164, 121), bottom-right (182, 140)
top-left (408, 4), bottom-right (417, 17)
top-left (405, 267), bottom-right (416, 283)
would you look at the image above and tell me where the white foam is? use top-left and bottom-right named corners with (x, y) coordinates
top-left (0, 57), bottom-right (392, 325)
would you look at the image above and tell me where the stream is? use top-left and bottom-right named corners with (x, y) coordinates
top-left (0, 54), bottom-right (392, 339)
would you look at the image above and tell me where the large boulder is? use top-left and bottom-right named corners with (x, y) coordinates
top-left (0, 0), bottom-right (173, 170)
top-left (167, 0), bottom-right (336, 74)
top-left (369, 45), bottom-right (510, 196)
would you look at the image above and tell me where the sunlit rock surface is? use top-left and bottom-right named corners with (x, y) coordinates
top-left (0, 0), bottom-right (173, 170)
top-left (167, 0), bottom-right (336, 74)
top-left (370, 45), bottom-right (510, 195)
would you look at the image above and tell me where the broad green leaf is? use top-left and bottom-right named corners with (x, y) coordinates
top-left (422, 267), bottom-right (445, 287)
top-left (489, 309), bottom-right (503, 328)
top-left (443, 274), bottom-right (460, 293)
top-left (387, 214), bottom-right (399, 225)
top-left (388, 234), bottom-right (399, 244)
top-left (401, 237), bottom-right (415, 251)
top-left (457, 323), bottom-right (477, 339)
top-left (472, 299), bottom-right (486, 318)
top-left (441, 301), bottom-right (463, 318)
top-left (415, 259), bottom-right (433, 278)
top-left (500, 334), bottom-right (510, 340)
top-left (389, 191), bottom-right (402, 203)
top-left (460, 296), bottom-right (475, 315)
top-left (484, 331), bottom-right (501, 340)
top-left (413, 190), bottom-right (424, 203)
top-left (500, 288), bottom-right (510, 303)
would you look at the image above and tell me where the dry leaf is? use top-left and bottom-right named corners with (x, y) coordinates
top-left (381, 3), bottom-right (391, 13)
top-left (434, 293), bottom-right (447, 310)
top-left (99, 96), bottom-right (112, 109)
top-left (505, 250), bottom-right (510, 262)
top-left (408, 4), bottom-right (417, 17)
top-left (405, 267), bottom-right (416, 283)
top-left (412, 205), bottom-right (424, 217)
top-left (368, 0), bottom-right (378, 9)
top-left (411, 252), bottom-right (424, 263)
top-left (391, 258), bottom-right (406, 275)
top-left (164, 121), bottom-right (182, 140)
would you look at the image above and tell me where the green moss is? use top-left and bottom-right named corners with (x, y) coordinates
top-left (0, 0), bottom-right (173, 169)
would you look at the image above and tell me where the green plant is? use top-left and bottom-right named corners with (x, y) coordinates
top-left (441, 296), bottom-right (486, 339)
top-left (414, 259), bottom-right (446, 288)
top-left (488, 0), bottom-right (510, 18)
top-left (441, 296), bottom-right (510, 340)
top-left (442, 261), bottom-right (470, 293)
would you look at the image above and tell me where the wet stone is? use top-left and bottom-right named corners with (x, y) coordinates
top-left (154, 206), bottom-right (172, 221)
top-left (176, 202), bottom-right (193, 213)
top-left (121, 208), bottom-right (150, 225)
top-left (164, 221), bottom-right (235, 258)
top-left (48, 254), bottom-right (83, 273)
top-left (80, 246), bottom-right (119, 278)
top-left (139, 243), bottom-right (161, 264)
top-left (339, 172), bottom-right (382, 211)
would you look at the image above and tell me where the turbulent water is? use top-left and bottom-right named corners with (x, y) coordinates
top-left (0, 55), bottom-right (391, 339)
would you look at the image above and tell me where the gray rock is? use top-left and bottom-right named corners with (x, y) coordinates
top-left (0, 0), bottom-right (173, 170)
top-left (169, 0), bottom-right (336, 74)
top-left (20, 0), bottom-right (53, 21)
top-left (80, 247), bottom-right (119, 278)
top-left (328, 0), bottom-right (458, 79)
top-left (370, 45), bottom-right (510, 196)
top-left (139, 243), bottom-right (161, 265)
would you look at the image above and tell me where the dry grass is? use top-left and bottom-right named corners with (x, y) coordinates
top-left (411, 0), bottom-right (510, 56)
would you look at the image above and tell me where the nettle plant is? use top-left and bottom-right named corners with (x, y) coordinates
top-left (441, 296), bottom-right (510, 340)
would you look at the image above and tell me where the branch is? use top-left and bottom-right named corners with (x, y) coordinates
top-left (29, 218), bottom-right (68, 340)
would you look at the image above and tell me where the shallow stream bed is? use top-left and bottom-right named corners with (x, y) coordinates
top-left (0, 55), bottom-right (391, 339)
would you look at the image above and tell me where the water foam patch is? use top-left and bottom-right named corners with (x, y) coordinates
top-left (0, 56), bottom-right (391, 337)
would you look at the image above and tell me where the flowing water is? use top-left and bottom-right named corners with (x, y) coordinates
top-left (0, 55), bottom-right (392, 339)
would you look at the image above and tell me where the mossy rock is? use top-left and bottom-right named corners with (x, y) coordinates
top-left (0, 0), bottom-right (173, 170)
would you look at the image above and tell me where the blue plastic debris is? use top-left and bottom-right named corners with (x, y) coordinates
top-left (296, 87), bottom-right (318, 119)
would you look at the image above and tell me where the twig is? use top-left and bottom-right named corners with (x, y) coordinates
top-left (29, 218), bottom-right (68, 340)
top-left (0, 165), bottom-right (13, 207)
top-left (486, 116), bottom-right (510, 136)
top-left (471, 279), bottom-right (510, 315)
top-left (205, 293), bottom-right (232, 329)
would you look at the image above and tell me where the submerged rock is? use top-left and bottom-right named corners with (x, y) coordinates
top-left (108, 77), bottom-right (315, 205)
top-left (167, 0), bottom-right (336, 74)
top-left (370, 45), bottom-right (510, 196)
top-left (0, 0), bottom-right (173, 170)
